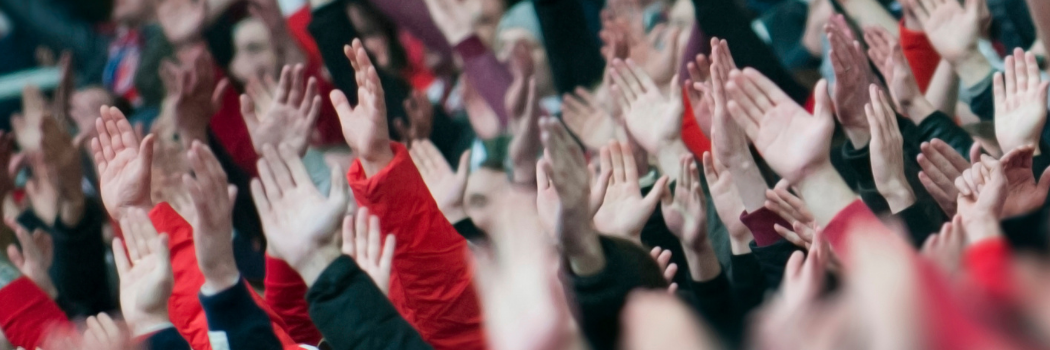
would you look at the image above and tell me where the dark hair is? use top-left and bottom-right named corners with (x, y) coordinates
top-left (347, 0), bottom-right (408, 74)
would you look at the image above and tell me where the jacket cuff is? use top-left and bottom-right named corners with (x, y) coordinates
top-left (739, 208), bottom-right (790, 247)
top-left (345, 142), bottom-right (414, 205)
top-left (840, 142), bottom-right (876, 189)
top-left (0, 277), bottom-right (70, 348)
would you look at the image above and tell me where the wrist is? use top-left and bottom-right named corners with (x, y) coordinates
top-left (899, 95), bottom-right (936, 124)
top-left (200, 265), bottom-right (240, 294)
top-left (442, 205), bottom-right (467, 224)
top-left (843, 127), bottom-right (871, 149)
top-left (561, 228), bottom-right (606, 277)
top-left (727, 225), bottom-right (753, 255)
top-left (291, 245), bottom-right (342, 287)
top-left (128, 313), bottom-right (173, 338)
top-left (878, 180), bottom-right (916, 214)
top-left (796, 162), bottom-right (860, 226)
top-left (359, 144), bottom-right (395, 178)
top-left (951, 49), bottom-right (993, 88)
top-left (656, 139), bottom-right (688, 179)
top-left (961, 212), bottom-right (1001, 244)
top-left (727, 157), bottom-right (770, 212)
top-left (683, 240), bottom-right (721, 282)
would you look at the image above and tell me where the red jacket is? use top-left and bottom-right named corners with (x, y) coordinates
top-left (346, 142), bottom-right (485, 349)
top-left (0, 277), bottom-right (72, 349)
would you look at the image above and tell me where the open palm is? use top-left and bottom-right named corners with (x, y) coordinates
top-left (242, 64), bottom-right (321, 156)
top-left (914, 0), bottom-right (981, 62)
top-left (727, 69), bottom-right (834, 183)
top-left (994, 49), bottom-right (1049, 153)
top-left (592, 141), bottom-right (667, 240)
top-left (91, 106), bottom-right (154, 219)
top-left (333, 40), bottom-right (390, 163)
top-left (610, 59), bottom-right (683, 154)
top-left (251, 144), bottom-right (349, 266)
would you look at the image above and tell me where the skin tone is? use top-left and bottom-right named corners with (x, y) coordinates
top-left (6, 222), bottom-right (56, 299)
top-left (661, 154), bottom-right (722, 281)
top-left (330, 39), bottom-right (395, 177)
top-left (183, 141), bottom-right (240, 293)
top-left (993, 49), bottom-right (1050, 155)
top-left (504, 42), bottom-right (541, 185)
top-left (865, 85), bottom-right (917, 213)
top-left (916, 140), bottom-right (982, 216)
top-left (159, 45), bottom-right (230, 148)
top-left (592, 141), bottom-right (668, 243)
top-left (410, 139), bottom-right (472, 223)
top-left (230, 19), bottom-right (280, 85)
top-left (340, 207), bottom-right (396, 294)
top-left (112, 209), bottom-right (173, 337)
top-left (608, 59), bottom-right (689, 180)
top-left (240, 64), bottom-right (323, 157)
top-left (909, 0), bottom-right (993, 88)
top-left (91, 106), bottom-right (156, 222)
top-left (864, 26), bottom-right (937, 124)
top-left (826, 15), bottom-right (876, 148)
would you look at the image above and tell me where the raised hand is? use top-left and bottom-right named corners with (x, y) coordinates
top-left (826, 15), bottom-right (873, 146)
top-left (13, 85), bottom-right (48, 151)
top-left (960, 146), bottom-right (1050, 219)
top-left (26, 117), bottom-right (85, 226)
top-left (506, 72), bottom-right (541, 184)
top-left (648, 247), bottom-right (679, 293)
top-left (765, 180), bottom-right (819, 249)
top-left (726, 70), bottom-right (835, 184)
top-left (539, 117), bottom-right (605, 275)
top-left (251, 143), bottom-right (349, 284)
top-left (159, 45), bottom-right (229, 145)
top-left (156, 0), bottom-right (208, 44)
top-left (112, 209), bottom-right (173, 337)
top-left (993, 48), bottom-right (1049, 153)
top-left (708, 38), bottom-right (767, 211)
top-left (609, 59), bottom-right (683, 155)
top-left (954, 156), bottom-right (1008, 243)
top-left (917, 140), bottom-right (980, 216)
top-left (866, 85), bottom-right (917, 213)
top-left (910, 0), bottom-right (982, 64)
top-left (701, 152), bottom-right (753, 254)
top-left (864, 25), bottom-right (935, 123)
top-left (562, 87), bottom-right (616, 150)
top-left (920, 215), bottom-right (965, 275)
top-left (182, 141), bottom-right (239, 293)
top-left (473, 190), bottom-right (579, 350)
top-left (684, 53), bottom-right (712, 132)
top-left (5, 222), bottom-right (56, 298)
top-left (592, 141), bottom-right (668, 242)
top-left (409, 139), bottom-right (471, 222)
top-left (92, 106), bottom-right (156, 220)
top-left (331, 39), bottom-right (394, 176)
top-left (340, 207), bottom-right (395, 295)
top-left (82, 313), bottom-right (133, 350)
top-left (394, 91), bottom-right (435, 143)
top-left (241, 64), bottom-right (322, 157)
top-left (660, 155), bottom-right (707, 251)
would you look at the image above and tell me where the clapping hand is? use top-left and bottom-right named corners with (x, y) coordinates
top-left (866, 85), bottom-right (916, 213)
top-left (92, 106), bottom-right (156, 220)
top-left (864, 25), bottom-right (935, 122)
top-left (340, 207), bottom-right (395, 295)
top-left (562, 87), bottom-right (616, 150)
top-left (765, 180), bottom-right (818, 249)
top-left (331, 39), bottom-right (394, 176)
top-left (251, 143), bottom-right (349, 285)
top-left (826, 15), bottom-right (874, 146)
top-left (609, 59), bottom-right (683, 156)
top-left (241, 64), bottom-right (322, 157)
top-left (660, 155), bottom-right (706, 251)
top-left (112, 209), bottom-right (173, 337)
top-left (5, 221), bottom-right (56, 299)
top-left (993, 48), bottom-right (1049, 154)
top-left (183, 141), bottom-right (240, 293)
top-left (592, 141), bottom-right (668, 242)
top-left (410, 140), bottom-right (471, 223)
top-left (917, 139), bottom-right (981, 216)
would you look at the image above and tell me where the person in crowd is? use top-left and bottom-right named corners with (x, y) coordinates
top-left (6, 0), bottom-right (1050, 348)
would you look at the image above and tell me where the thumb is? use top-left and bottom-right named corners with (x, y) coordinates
top-left (970, 140), bottom-right (983, 164)
top-left (812, 79), bottom-right (833, 122)
top-left (7, 244), bottom-right (24, 270)
top-left (139, 134), bottom-right (155, 167)
top-left (643, 175), bottom-right (670, 209)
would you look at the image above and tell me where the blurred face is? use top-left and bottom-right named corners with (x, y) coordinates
top-left (474, 0), bottom-right (505, 47)
top-left (111, 0), bottom-right (152, 24)
top-left (497, 30), bottom-right (554, 98)
top-left (230, 19), bottom-right (279, 84)
top-left (464, 167), bottom-right (511, 232)
top-left (347, 4), bottom-right (392, 70)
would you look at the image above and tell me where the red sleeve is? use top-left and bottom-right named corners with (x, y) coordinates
top-left (285, 5), bottom-right (322, 69)
top-left (680, 85), bottom-right (711, 157)
top-left (149, 203), bottom-right (301, 349)
top-left (899, 20), bottom-right (941, 93)
top-left (739, 208), bottom-right (791, 247)
top-left (209, 69), bottom-right (260, 177)
top-left (822, 200), bottom-right (1025, 349)
top-left (0, 277), bottom-right (72, 349)
top-left (346, 142), bottom-right (485, 350)
top-left (964, 237), bottom-right (1018, 306)
top-left (264, 255), bottom-right (322, 345)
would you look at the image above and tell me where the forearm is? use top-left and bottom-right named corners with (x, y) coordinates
top-left (656, 140), bottom-right (689, 182)
top-left (509, 121), bottom-right (541, 184)
top-left (841, 0), bottom-right (899, 35)
top-left (683, 242), bottom-right (721, 282)
top-left (796, 164), bottom-right (860, 226)
top-left (950, 49), bottom-right (995, 89)
top-left (1025, 0), bottom-right (1050, 64)
top-left (727, 152), bottom-right (768, 213)
top-left (199, 279), bottom-right (284, 350)
top-left (923, 60), bottom-right (959, 117)
top-left (563, 227), bottom-right (607, 277)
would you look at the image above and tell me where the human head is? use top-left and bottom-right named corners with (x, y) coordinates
top-left (111, 0), bottom-right (154, 25)
top-left (229, 18), bottom-right (279, 85)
